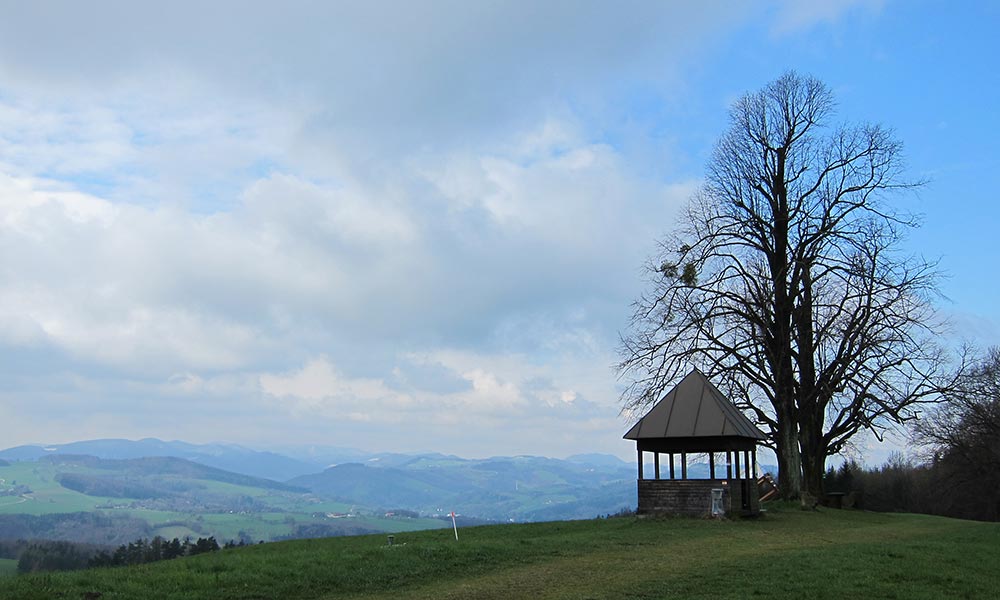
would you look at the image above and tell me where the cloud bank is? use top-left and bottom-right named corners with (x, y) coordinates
top-left (0, 1), bottom-right (898, 458)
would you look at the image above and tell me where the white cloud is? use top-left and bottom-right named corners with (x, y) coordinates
top-left (242, 174), bottom-right (417, 248)
top-left (0, 174), bottom-right (116, 228)
top-left (0, 106), bottom-right (688, 455)
top-left (260, 356), bottom-right (411, 421)
top-left (249, 346), bottom-right (629, 457)
top-left (769, 0), bottom-right (884, 34)
top-left (0, 3), bottom-right (754, 166)
top-left (0, 174), bottom-right (269, 372)
top-left (0, 1), bottom-right (908, 457)
top-left (0, 100), bottom-right (134, 178)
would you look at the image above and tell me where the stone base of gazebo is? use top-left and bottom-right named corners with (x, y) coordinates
top-left (637, 478), bottom-right (759, 517)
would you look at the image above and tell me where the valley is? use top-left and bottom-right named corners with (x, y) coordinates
top-left (0, 439), bottom-right (640, 549)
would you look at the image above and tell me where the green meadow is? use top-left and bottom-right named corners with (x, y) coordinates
top-left (0, 462), bottom-right (122, 516)
top-left (0, 559), bottom-right (16, 577)
top-left (2, 504), bottom-right (998, 599)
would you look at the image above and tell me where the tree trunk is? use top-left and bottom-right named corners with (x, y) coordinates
top-left (775, 408), bottom-right (802, 498)
top-left (798, 424), bottom-right (825, 498)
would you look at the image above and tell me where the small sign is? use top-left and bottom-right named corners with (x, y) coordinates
top-left (711, 488), bottom-right (724, 516)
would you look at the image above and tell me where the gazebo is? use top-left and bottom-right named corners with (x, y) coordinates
top-left (623, 369), bottom-right (767, 517)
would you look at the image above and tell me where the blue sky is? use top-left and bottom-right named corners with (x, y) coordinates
top-left (0, 1), bottom-right (996, 463)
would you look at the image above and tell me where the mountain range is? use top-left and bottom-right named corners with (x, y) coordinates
top-left (0, 439), bottom-right (321, 481)
top-left (0, 438), bottom-right (776, 547)
top-left (0, 438), bottom-right (641, 528)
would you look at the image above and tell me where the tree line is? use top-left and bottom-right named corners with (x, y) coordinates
top-left (805, 346), bottom-right (1000, 522)
top-left (825, 454), bottom-right (997, 522)
top-left (87, 535), bottom-right (225, 568)
top-left (12, 535), bottom-right (257, 573)
top-left (0, 512), bottom-right (151, 547)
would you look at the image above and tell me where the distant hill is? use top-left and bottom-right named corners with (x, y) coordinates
top-left (0, 438), bottom-right (780, 524)
top-left (289, 454), bottom-right (635, 521)
top-left (0, 448), bottom-right (636, 546)
top-left (0, 455), bottom-right (331, 546)
top-left (0, 437), bottom-right (794, 550)
top-left (37, 454), bottom-right (305, 493)
top-left (268, 445), bottom-right (431, 470)
top-left (564, 453), bottom-right (629, 469)
top-left (0, 459), bottom-right (447, 546)
top-left (0, 439), bottom-right (318, 481)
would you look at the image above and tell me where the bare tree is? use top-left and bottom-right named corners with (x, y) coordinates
top-left (620, 72), bottom-right (948, 498)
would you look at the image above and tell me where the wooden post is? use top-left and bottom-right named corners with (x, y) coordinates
top-left (744, 451), bottom-right (751, 480)
top-left (709, 452), bottom-right (716, 480)
top-left (681, 452), bottom-right (687, 479)
top-left (654, 452), bottom-right (660, 480)
top-left (669, 453), bottom-right (675, 479)
top-left (751, 450), bottom-right (757, 479)
top-left (726, 451), bottom-right (732, 479)
top-left (637, 449), bottom-right (643, 480)
top-left (734, 452), bottom-right (741, 480)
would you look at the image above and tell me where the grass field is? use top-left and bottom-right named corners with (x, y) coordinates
top-left (0, 559), bottom-right (16, 577)
top-left (1, 504), bottom-right (998, 599)
top-left (0, 462), bottom-right (122, 515)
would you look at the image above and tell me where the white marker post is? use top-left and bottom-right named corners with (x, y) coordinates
top-left (450, 511), bottom-right (459, 541)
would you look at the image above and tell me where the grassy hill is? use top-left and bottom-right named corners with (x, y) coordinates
top-left (1, 504), bottom-right (998, 599)
top-left (0, 456), bottom-right (444, 545)
top-left (1, 445), bottom-right (642, 531)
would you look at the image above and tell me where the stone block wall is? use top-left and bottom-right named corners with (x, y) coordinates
top-left (637, 478), bottom-right (759, 516)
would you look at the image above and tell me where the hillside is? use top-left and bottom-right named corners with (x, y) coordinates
top-left (2, 506), bottom-right (998, 599)
top-left (39, 454), bottom-right (305, 493)
top-left (0, 449), bottom-right (638, 547)
top-left (0, 456), bottom-right (443, 545)
top-left (0, 441), bottom-right (643, 534)
top-left (0, 439), bottom-right (319, 481)
top-left (1, 439), bottom-right (786, 544)
top-left (288, 455), bottom-right (635, 522)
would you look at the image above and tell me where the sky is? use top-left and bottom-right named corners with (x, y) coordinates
top-left (0, 1), bottom-right (997, 463)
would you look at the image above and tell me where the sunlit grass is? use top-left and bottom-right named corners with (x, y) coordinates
top-left (2, 506), bottom-right (998, 599)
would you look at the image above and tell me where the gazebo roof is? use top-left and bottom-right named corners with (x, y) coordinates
top-left (623, 370), bottom-right (766, 442)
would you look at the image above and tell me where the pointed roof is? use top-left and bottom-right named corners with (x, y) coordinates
top-left (623, 370), bottom-right (766, 441)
